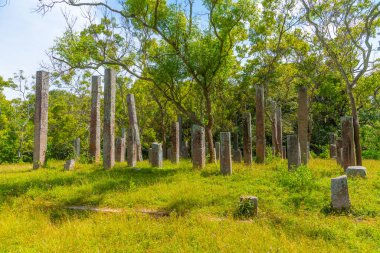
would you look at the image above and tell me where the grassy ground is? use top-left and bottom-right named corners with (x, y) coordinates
top-left (0, 158), bottom-right (379, 252)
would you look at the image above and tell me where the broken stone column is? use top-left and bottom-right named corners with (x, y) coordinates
top-left (220, 132), bottom-right (232, 175)
top-left (297, 86), bottom-right (308, 165)
top-left (336, 139), bottom-right (343, 166)
top-left (171, 122), bottom-right (180, 164)
top-left (287, 134), bottom-right (301, 171)
top-left (151, 142), bottom-right (163, 168)
top-left (215, 142), bottom-right (220, 160)
top-left (331, 175), bottom-right (350, 211)
top-left (276, 106), bottom-right (283, 158)
top-left (191, 125), bottom-right (206, 169)
top-left (127, 128), bottom-right (136, 167)
top-left (255, 85), bottom-right (265, 163)
top-left (127, 94), bottom-right (143, 161)
top-left (242, 112), bottom-right (252, 165)
top-left (115, 137), bottom-right (126, 162)
top-left (341, 116), bottom-right (356, 170)
top-left (90, 76), bottom-right (101, 163)
top-left (33, 71), bottom-right (49, 169)
top-left (73, 138), bottom-right (80, 160)
top-left (103, 68), bottom-right (116, 170)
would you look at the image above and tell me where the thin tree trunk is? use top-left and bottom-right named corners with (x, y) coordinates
top-left (347, 88), bottom-right (362, 165)
top-left (205, 90), bottom-right (215, 163)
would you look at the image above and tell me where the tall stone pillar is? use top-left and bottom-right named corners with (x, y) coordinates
top-left (178, 115), bottom-right (183, 157)
top-left (341, 116), bottom-right (356, 170)
top-left (115, 137), bottom-right (126, 162)
top-left (287, 134), bottom-right (301, 171)
top-left (90, 76), bottom-right (101, 163)
top-left (297, 86), bottom-right (308, 165)
top-left (73, 138), bottom-right (80, 159)
top-left (171, 122), bottom-right (180, 164)
top-left (191, 125), bottom-right (205, 169)
top-left (33, 71), bottom-right (49, 169)
top-left (127, 94), bottom-right (143, 161)
top-left (255, 85), bottom-right (265, 163)
top-left (215, 142), bottom-right (221, 160)
top-left (242, 112), bottom-right (252, 165)
top-left (271, 102), bottom-right (279, 156)
top-left (127, 128), bottom-right (136, 167)
top-left (220, 132), bottom-right (232, 175)
top-left (103, 69), bottom-right (116, 170)
top-left (336, 138), bottom-right (343, 166)
top-left (151, 142), bottom-right (163, 168)
top-left (276, 106), bottom-right (283, 158)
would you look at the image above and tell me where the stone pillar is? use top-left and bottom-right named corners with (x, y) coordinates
top-left (182, 141), bottom-right (190, 158)
top-left (331, 175), bottom-right (350, 211)
top-left (191, 125), bottom-right (206, 169)
top-left (220, 132), bottom-right (232, 175)
top-left (33, 71), bottom-right (49, 169)
top-left (167, 147), bottom-right (172, 161)
top-left (271, 102), bottom-right (279, 156)
top-left (287, 134), bottom-right (301, 171)
top-left (151, 142), bottom-right (163, 168)
top-left (178, 115), bottom-right (183, 157)
top-left (171, 122), bottom-right (180, 164)
top-left (103, 68), bottom-right (116, 170)
top-left (336, 139), bottom-right (343, 166)
top-left (215, 142), bottom-right (221, 160)
top-left (242, 112), bottom-right (252, 165)
top-left (239, 196), bottom-right (258, 217)
top-left (330, 144), bottom-right (337, 159)
top-left (341, 116), bottom-right (356, 170)
top-left (127, 128), bottom-right (136, 167)
top-left (276, 106), bottom-right (283, 158)
top-left (127, 94), bottom-right (143, 161)
top-left (73, 138), bottom-right (80, 159)
top-left (233, 149), bottom-right (242, 163)
top-left (255, 85), bottom-right (265, 163)
top-left (297, 86), bottom-right (308, 165)
top-left (115, 137), bottom-right (126, 162)
top-left (329, 133), bottom-right (336, 145)
top-left (282, 146), bottom-right (287, 159)
top-left (148, 148), bottom-right (152, 164)
top-left (90, 76), bottom-right (101, 163)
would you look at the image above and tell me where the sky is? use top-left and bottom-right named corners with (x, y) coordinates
top-left (0, 0), bottom-right (86, 99)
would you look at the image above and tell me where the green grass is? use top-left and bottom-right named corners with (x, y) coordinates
top-left (0, 158), bottom-right (379, 252)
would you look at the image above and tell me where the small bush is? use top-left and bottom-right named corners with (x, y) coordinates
top-left (234, 199), bottom-right (257, 219)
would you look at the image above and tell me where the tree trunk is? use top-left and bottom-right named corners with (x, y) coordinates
top-left (347, 88), bottom-right (362, 166)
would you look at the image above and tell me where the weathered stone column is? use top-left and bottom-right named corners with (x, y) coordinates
top-left (115, 137), bottom-right (126, 162)
top-left (255, 85), bottom-right (265, 163)
top-left (242, 112), bottom-right (252, 165)
top-left (178, 115), bottom-right (183, 157)
top-left (271, 102), bottom-right (279, 156)
top-left (73, 138), bottom-right (80, 159)
top-left (171, 122), bottom-right (180, 164)
top-left (220, 132), bottom-right (232, 175)
top-left (297, 86), bottom-right (309, 165)
top-left (336, 138), bottom-right (343, 166)
top-left (331, 175), bottom-right (350, 211)
top-left (151, 142), bottom-right (163, 168)
top-left (148, 148), bottom-right (152, 164)
top-left (33, 71), bottom-right (49, 169)
top-left (90, 76), bottom-right (101, 163)
top-left (276, 106), bottom-right (283, 158)
top-left (287, 134), bottom-right (301, 171)
top-left (191, 125), bottom-right (205, 169)
top-left (341, 116), bottom-right (356, 170)
top-left (329, 133), bottom-right (337, 158)
top-left (103, 68), bottom-right (116, 170)
top-left (215, 142), bottom-right (220, 160)
top-left (127, 94), bottom-right (143, 161)
top-left (127, 128), bottom-right (136, 167)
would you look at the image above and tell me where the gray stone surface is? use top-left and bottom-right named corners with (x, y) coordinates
top-left (329, 133), bottom-right (337, 145)
top-left (233, 149), bottom-right (242, 163)
top-left (64, 159), bottom-right (75, 171)
top-left (73, 138), bottom-right (80, 159)
top-left (330, 144), bottom-right (337, 159)
top-left (90, 76), bottom-right (101, 163)
top-left (181, 141), bottom-right (189, 158)
top-left (215, 142), bottom-right (220, 160)
top-left (127, 94), bottom-right (143, 161)
top-left (148, 148), bottom-right (152, 164)
top-left (115, 137), bottom-right (126, 162)
top-left (287, 135), bottom-right (301, 171)
top-left (151, 142), bottom-right (163, 168)
top-left (282, 146), bottom-right (287, 159)
top-left (242, 112), bottom-right (252, 165)
top-left (331, 175), bottom-right (350, 210)
top-left (341, 116), bottom-right (356, 170)
top-left (276, 106), bottom-right (283, 158)
top-left (103, 68), bottom-right (116, 170)
top-left (220, 132), bottom-right (232, 175)
top-left (191, 125), bottom-right (206, 169)
top-left (297, 86), bottom-right (309, 165)
top-left (255, 85), bottom-right (265, 163)
top-left (336, 139), bottom-right (343, 166)
top-left (33, 71), bottom-right (49, 169)
top-left (127, 128), bottom-right (137, 167)
top-left (240, 196), bottom-right (258, 216)
top-left (178, 115), bottom-right (183, 157)
top-left (167, 147), bottom-right (172, 161)
top-left (346, 166), bottom-right (367, 178)
top-left (171, 122), bottom-right (180, 164)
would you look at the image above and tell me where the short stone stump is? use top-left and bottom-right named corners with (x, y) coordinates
top-left (331, 175), bottom-right (350, 211)
top-left (64, 159), bottom-right (75, 171)
top-left (346, 166), bottom-right (367, 178)
top-left (239, 196), bottom-right (258, 217)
